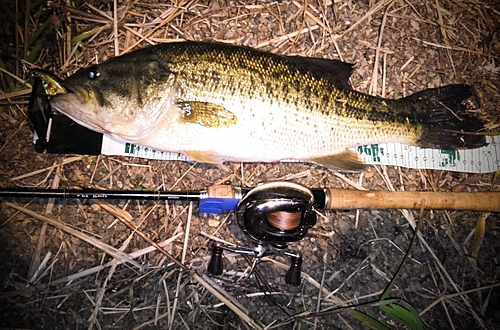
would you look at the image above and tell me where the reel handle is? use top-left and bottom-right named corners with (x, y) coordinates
top-left (208, 244), bottom-right (224, 275)
top-left (207, 243), bottom-right (303, 285)
top-left (324, 189), bottom-right (500, 212)
top-left (285, 254), bottom-right (302, 286)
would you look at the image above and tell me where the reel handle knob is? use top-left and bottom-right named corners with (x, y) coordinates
top-left (285, 255), bottom-right (302, 286)
top-left (208, 244), bottom-right (224, 275)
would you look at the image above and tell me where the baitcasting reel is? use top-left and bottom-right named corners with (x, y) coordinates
top-left (208, 182), bottom-right (317, 285)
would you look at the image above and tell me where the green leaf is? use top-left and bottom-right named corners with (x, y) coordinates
top-left (71, 25), bottom-right (110, 45)
top-left (449, 210), bottom-right (470, 219)
top-left (27, 41), bottom-right (44, 63)
top-left (377, 299), bottom-right (426, 330)
top-left (475, 131), bottom-right (500, 136)
top-left (27, 19), bottom-right (50, 50)
top-left (348, 309), bottom-right (391, 330)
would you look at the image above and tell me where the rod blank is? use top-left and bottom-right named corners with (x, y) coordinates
top-left (0, 188), bottom-right (203, 201)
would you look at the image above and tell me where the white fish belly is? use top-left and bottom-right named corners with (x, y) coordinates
top-left (137, 98), bottom-right (412, 162)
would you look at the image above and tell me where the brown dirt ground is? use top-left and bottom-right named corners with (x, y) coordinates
top-left (1, 0), bottom-right (500, 329)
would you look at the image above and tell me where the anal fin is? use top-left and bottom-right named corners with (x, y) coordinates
top-left (182, 150), bottom-right (224, 165)
top-left (307, 150), bottom-right (367, 172)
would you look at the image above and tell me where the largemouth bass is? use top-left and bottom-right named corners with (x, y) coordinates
top-left (43, 41), bottom-right (485, 170)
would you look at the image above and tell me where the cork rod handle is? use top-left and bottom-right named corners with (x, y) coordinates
top-left (324, 189), bottom-right (500, 212)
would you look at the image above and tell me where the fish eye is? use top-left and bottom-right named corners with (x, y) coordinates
top-left (88, 66), bottom-right (101, 79)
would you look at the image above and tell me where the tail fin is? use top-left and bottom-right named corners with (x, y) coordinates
top-left (401, 84), bottom-right (485, 149)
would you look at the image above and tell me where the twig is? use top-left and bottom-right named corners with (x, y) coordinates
top-left (170, 202), bottom-right (193, 329)
top-left (369, 1), bottom-right (393, 96)
top-left (0, 234), bottom-right (180, 300)
top-left (420, 282), bottom-right (500, 316)
top-left (336, 0), bottom-right (395, 40)
top-left (256, 25), bottom-right (319, 48)
top-left (28, 161), bottom-right (62, 282)
top-left (3, 202), bottom-right (142, 268)
top-left (120, 0), bottom-right (183, 54)
top-left (0, 66), bottom-right (29, 85)
top-left (0, 88), bottom-right (32, 101)
top-left (10, 156), bottom-right (84, 181)
top-left (375, 166), bottom-right (486, 328)
top-left (332, 172), bottom-right (367, 191)
top-left (0, 120), bottom-right (26, 155)
top-left (113, 0), bottom-right (119, 57)
top-left (88, 262), bottom-right (118, 330)
top-left (107, 201), bottom-right (262, 329)
top-left (88, 211), bottom-right (138, 330)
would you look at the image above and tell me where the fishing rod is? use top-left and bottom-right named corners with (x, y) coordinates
top-left (2, 182), bottom-right (499, 285)
top-left (1, 183), bottom-right (499, 212)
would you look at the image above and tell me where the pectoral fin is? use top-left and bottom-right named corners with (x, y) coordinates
top-left (178, 101), bottom-right (237, 128)
top-left (307, 150), bottom-right (367, 172)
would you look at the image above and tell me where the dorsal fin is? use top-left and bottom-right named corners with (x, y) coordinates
top-left (287, 56), bottom-right (354, 90)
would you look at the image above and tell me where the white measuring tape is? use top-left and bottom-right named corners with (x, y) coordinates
top-left (101, 135), bottom-right (500, 173)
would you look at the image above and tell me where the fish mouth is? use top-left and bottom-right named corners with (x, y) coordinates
top-left (31, 68), bottom-right (94, 106)
top-left (32, 69), bottom-right (106, 134)
top-left (49, 85), bottom-right (104, 134)
top-left (50, 80), bottom-right (94, 113)
top-left (62, 84), bottom-right (93, 105)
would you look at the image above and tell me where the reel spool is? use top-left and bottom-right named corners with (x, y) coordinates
top-left (236, 182), bottom-right (317, 248)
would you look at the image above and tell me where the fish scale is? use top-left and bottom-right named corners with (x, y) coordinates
top-left (42, 41), bottom-right (485, 171)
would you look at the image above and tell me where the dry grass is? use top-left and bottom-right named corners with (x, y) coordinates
top-left (1, 0), bottom-right (500, 329)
